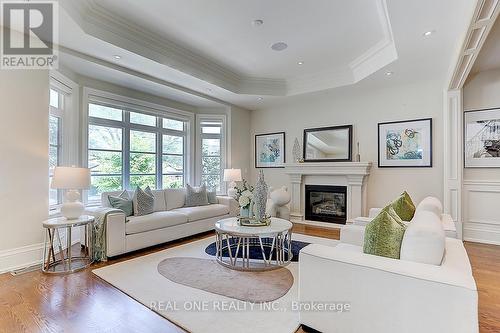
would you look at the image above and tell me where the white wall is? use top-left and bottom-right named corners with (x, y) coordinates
top-left (0, 69), bottom-right (50, 271)
top-left (250, 78), bottom-right (444, 212)
top-left (462, 69), bottom-right (500, 244)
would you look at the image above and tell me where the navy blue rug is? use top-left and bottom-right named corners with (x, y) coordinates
top-left (205, 238), bottom-right (310, 262)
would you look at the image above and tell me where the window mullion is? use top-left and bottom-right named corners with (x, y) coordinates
top-left (123, 111), bottom-right (130, 190)
top-left (157, 129), bottom-right (162, 189)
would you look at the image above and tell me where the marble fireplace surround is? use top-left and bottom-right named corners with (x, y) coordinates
top-left (284, 162), bottom-right (372, 224)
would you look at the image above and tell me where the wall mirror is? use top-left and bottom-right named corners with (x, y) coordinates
top-left (303, 125), bottom-right (352, 162)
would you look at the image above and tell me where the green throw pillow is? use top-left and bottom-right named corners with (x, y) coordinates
top-left (108, 190), bottom-right (134, 217)
top-left (207, 190), bottom-right (218, 204)
top-left (363, 205), bottom-right (406, 259)
top-left (390, 191), bottom-right (416, 221)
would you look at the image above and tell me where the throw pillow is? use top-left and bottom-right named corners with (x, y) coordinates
top-left (184, 184), bottom-right (209, 207)
top-left (207, 190), bottom-right (218, 204)
top-left (390, 191), bottom-right (416, 221)
top-left (133, 186), bottom-right (155, 216)
top-left (108, 190), bottom-right (133, 217)
top-left (363, 205), bottom-right (407, 259)
top-left (400, 210), bottom-right (445, 265)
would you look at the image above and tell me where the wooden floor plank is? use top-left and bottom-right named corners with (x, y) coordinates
top-left (0, 226), bottom-right (498, 333)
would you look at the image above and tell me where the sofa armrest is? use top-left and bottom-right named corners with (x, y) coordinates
top-left (299, 242), bottom-right (478, 333)
top-left (217, 196), bottom-right (239, 216)
top-left (85, 207), bottom-right (127, 257)
top-left (340, 224), bottom-right (366, 246)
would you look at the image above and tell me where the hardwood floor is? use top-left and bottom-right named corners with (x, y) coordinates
top-left (0, 225), bottom-right (498, 333)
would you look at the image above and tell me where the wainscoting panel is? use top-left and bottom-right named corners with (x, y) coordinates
top-left (463, 180), bottom-right (500, 245)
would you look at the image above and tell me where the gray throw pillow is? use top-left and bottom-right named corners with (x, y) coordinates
top-left (133, 186), bottom-right (155, 216)
top-left (108, 190), bottom-right (133, 217)
top-left (184, 184), bottom-right (209, 207)
top-left (207, 190), bottom-right (218, 204)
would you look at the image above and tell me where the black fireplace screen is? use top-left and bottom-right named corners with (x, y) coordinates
top-left (305, 185), bottom-right (347, 224)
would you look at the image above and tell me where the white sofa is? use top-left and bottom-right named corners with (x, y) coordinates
top-left (353, 205), bottom-right (458, 238)
top-left (299, 198), bottom-right (478, 333)
top-left (87, 189), bottom-right (238, 257)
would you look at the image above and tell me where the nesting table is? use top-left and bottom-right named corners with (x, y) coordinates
top-left (41, 215), bottom-right (95, 274)
top-left (214, 217), bottom-right (293, 271)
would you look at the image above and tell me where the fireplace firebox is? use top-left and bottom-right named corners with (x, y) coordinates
top-left (305, 185), bottom-right (347, 224)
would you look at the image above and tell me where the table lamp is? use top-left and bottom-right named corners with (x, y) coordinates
top-left (223, 168), bottom-right (242, 199)
top-left (51, 166), bottom-right (91, 219)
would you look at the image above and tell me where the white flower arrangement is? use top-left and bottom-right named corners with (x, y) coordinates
top-left (234, 179), bottom-right (254, 209)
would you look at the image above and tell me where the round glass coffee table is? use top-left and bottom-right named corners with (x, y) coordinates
top-left (214, 217), bottom-right (293, 271)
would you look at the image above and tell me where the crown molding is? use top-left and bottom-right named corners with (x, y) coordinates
top-left (60, 0), bottom-right (397, 97)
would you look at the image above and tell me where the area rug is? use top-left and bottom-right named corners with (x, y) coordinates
top-left (204, 239), bottom-right (310, 262)
top-left (92, 233), bottom-right (338, 333)
top-left (157, 257), bottom-right (294, 303)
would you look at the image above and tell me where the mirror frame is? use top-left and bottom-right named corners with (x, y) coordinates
top-left (303, 125), bottom-right (353, 162)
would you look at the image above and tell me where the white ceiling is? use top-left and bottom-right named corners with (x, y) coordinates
top-left (56, 0), bottom-right (472, 110)
top-left (471, 18), bottom-right (500, 74)
top-left (95, 0), bottom-right (385, 79)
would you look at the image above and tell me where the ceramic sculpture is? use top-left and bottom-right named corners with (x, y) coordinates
top-left (266, 186), bottom-right (291, 220)
top-left (253, 170), bottom-right (269, 221)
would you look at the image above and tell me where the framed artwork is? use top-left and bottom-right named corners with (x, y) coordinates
top-left (464, 108), bottom-right (500, 168)
top-left (303, 125), bottom-right (352, 162)
top-left (255, 132), bottom-right (286, 168)
top-left (378, 118), bottom-right (432, 168)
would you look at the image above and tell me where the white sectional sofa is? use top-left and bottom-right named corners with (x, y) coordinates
top-left (353, 205), bottom-right (458, 238)
top-left (299, 197), bottom-right (478, 333)
top-left (87, 188), bottom-right (239, 257)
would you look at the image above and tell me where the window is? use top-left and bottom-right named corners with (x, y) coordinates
top-left (86, 95), bottom-right (190, 203)
top-left (87, 122), bottom-right (123, 202)
top-left (49, 88), bottom-right (64, 208)
top-left (197, 116), bottom-right (226, 193)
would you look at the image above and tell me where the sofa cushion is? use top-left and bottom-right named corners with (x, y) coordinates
top-left (165, 188), bottom-right (186, 210)
top-left (363, 206), bottom-right (406, 259)
top-left (108, 190), bottom-right (134, 217)
top-left (172, 204), bottom-right (229, 222)
top-left (415, 196), bottom-right (443, 218)
top-left (207, 190), bottom-right (218, 204)
top-left (125, 211), bottom-right (188, 235)
top-left (390, 191), bottom-right (416, 221)
top-left (133, 187), bottom-right (155, 216)
top-left (101, 189), bottom-right (166, 212)
top-left (400, 210), bottom-right (445, 265)
top-left (184, 184), bottom-right (209, 207)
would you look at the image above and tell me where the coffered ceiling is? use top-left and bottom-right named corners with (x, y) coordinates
top-left (56, 0), bottom-right (472, 109)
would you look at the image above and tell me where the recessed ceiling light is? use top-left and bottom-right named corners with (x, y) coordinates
top-left (252, 19), bottom-right (264, 27)
top-left (271, 42), bottom-right (288, 51)
top-left (298, 61), bottom-right (304, 65)
top-left (113, 55), bottom-right (121, 59)
top-left (257, 97), bottom-right (263, 101)
top-left (423, 30), bottom-right (435, 37)
top-left (385, 71), bottom-right (394, 76)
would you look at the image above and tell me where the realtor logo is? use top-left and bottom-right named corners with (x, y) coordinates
top-left (1, 1), bottom-right (58, 69)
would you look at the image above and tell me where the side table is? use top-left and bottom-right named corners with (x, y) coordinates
top-left (41, 215), bottom-right (95, 274)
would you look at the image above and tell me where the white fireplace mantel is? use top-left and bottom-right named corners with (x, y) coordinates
top-left (284, 162), bottom-right (372, 225)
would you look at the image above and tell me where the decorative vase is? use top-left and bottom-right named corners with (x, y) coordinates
top-left (292, 138), bottom-right (302, 163)
top-left (240, 206), bottom-right (250, 218)
top-left (253, 170), bottom-right (269, 221)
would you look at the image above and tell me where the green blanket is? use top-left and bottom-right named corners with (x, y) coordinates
top-left (87, 207), bottom-right (123, 262)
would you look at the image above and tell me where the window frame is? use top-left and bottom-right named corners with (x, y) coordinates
top-left (83, 88), bottom-right (194, 205)
top-left (196, 114), bottom-right (227, 194)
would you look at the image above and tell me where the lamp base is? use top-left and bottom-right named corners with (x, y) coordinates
top-left (61, 190), bottom-right (84, 219)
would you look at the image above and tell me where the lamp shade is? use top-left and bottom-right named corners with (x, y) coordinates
top-left (51, 167), bottom-right (91, 189)
top-left (223, 168), bottom-right (242, 182)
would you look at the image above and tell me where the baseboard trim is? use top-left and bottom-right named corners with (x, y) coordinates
top-left (0, 243), bottom-right (44, 274)
top-left (0, 238), bottom-right (81, 274)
